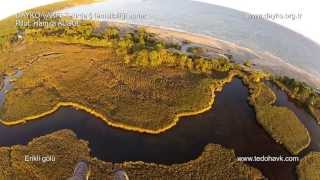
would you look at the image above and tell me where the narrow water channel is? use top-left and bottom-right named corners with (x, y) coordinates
top-left (1, 78), bottom-right (318, 180)
top-left (268, 82), bottom-right (320, 154)
top-left (0, 71), bottom-right (23, 106)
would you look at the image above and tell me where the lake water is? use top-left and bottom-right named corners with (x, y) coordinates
top-left (2, 2), bottom-right (320, 178)
top-left (268, 82), bottom-right (320, 154)
top-left (0, 71), bottom-right (22, 107)
top-left (60, 0), bottom-right (320, 78)
top-left (1, 78), bottom-right (320, 179)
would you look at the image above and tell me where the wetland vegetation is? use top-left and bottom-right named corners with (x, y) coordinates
top-left (0, 19), bottom-right (236, 133)
top-left (0, 2), bottom-right (320, 179)
top-left (0, 0), bottom-right (100, 50)
top-left (0, 129), bottom-right (264, 179)
top-left (239, 70), bottom-right (311, 155)
top-left (297, 152), bottom-right (320, 180)
top-left (274, 76), bottom-right (320, 125)
top-left (0, 40), bottom-right (234, 133)
top-left (0, 15), bottom-right (314, 152)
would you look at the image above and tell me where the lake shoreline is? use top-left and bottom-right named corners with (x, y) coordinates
top-left (0, 71), bottom-right (237, 134)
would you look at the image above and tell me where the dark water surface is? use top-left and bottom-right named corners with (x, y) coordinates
top-left (0, 71), bottom-right (22, 106)
top-left (1, 79), bottom-right (320, 180)
top-left (268, 82), bottom-right (320, 154)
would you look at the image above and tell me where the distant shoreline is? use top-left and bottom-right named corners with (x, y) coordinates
top-left (146, 24), bottom-right (320, 89)
top-left (107, 20), bottom-right (320, 89)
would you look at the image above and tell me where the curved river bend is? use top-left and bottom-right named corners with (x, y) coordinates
top-left (1, 78), bottom-right (320, 179)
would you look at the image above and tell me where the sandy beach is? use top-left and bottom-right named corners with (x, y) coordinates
top-left (108, 21), bottom-right (320, 89)
top-left (147, 26), bottom-right (320, 88)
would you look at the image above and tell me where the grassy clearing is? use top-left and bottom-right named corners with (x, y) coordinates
top-left (0, 129), bottom-right (264, 179)
top-left (240, 72), bottom-right (310, 155)
top-left (297, 152), bottom-right (320, 180)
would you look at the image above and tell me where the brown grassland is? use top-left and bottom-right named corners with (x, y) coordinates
top-left (0, 0), bottom-right (100, 49)
top-left (0, 41), bottom-right (237, 133)
top-left (0, 1), bottom-right (319, 179)
top-left (241, 72), bottom-right (310, 155)
top-left (297, 151), bottom-right (320, 180)
top-left (0, 20), bottom-right (312, 151)
top-left (0, 129), bottom-right (264, 180)
top-left (0, 1), bottom-right (316, 170)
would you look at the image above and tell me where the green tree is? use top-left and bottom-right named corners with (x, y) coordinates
top-left (194, 58), bottom-right (208, 72)
top-left (149, 50), bottom-right (161, 66)
top-left (186, 58), bottom-right (193, 69)
top-left (104, 27), bottom-right (120, 40)
top-left (137, 27), bottom-right (146, 48)
top-left (136, 50), bottom-right (149, 66)
top-left (118, 38), bottom-right (134, 53)
top-left (155, 42), bottom-right (164, 50)
top-left (64, 26), bottom-right (77, 36)
top-left (77, 22), bottom-right (94, 38)
top-left (307, 95), bottom-right (316, 106)
top-left (244, 60), bottom-right (252, 67)
top-left (158, 49), bottom-right (169, 63)
top-left (124, 54), bottom-right (131, 64)
top-left (178, 54), bottom-right (188, 68)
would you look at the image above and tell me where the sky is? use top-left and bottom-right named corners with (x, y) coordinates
top-left (0, 0), bottom-right (61, 19)
top-left (0, 0), bottom-right (319, 44)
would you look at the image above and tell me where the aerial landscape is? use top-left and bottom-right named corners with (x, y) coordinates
top-left (0, 0), bottom-right (320, 179)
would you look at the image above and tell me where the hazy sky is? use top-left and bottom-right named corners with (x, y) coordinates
top-left (0, 0), bottom-right (319, 44)
top-left (0, 0), bottom-right (60, 20)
